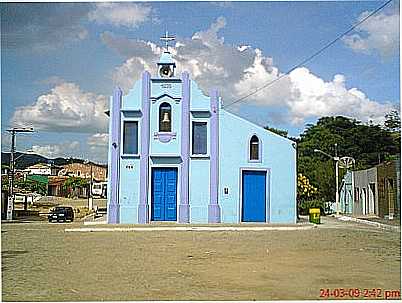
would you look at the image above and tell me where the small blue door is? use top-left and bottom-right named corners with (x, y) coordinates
top-left (242, 170), bottom-right (267, 222)
top-left (151, 168), bottom-right (177, 221)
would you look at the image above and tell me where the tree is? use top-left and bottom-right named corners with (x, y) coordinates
top-left (384, 110), bottom-right (400, 132)
top-left (264, 126), bottom-right (288, 138)
top-left (63, 177), bottom-right (88, 198)
top-left (14, 179), bottom-right (47, 196)
top-left (384, 110), bottom-right (401, 160)
top-left (297, 116), bottom-right (399, 202)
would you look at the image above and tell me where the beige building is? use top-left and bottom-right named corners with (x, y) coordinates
top-left (59, 162), bottom-right (107, 182)
top-left (24, 163), bottom-right (61, 176)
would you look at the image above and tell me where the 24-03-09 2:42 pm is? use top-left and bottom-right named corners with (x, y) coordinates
top-left (320, 288), bottom-right (401, 299)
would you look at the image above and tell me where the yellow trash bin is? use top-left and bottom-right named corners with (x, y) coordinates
top-left (309, 208), bottom-right (321, 224)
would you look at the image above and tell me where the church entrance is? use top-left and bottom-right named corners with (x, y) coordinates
top-left (241, 170), bottom-right (267, 222)
top-left (151, 167), bottom-right (178, 221)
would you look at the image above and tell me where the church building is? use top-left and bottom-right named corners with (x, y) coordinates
top-left (107, 34), bottom-right (296, 224)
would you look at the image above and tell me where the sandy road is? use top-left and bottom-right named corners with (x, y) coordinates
top-left (1, 216), bottom-right (400, 301)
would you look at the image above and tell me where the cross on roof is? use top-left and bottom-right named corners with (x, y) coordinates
top-left (160, 31), bottom-right (175, 52)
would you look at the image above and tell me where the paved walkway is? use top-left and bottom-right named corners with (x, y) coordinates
top-left (334, 214), bottom-right (400, 232)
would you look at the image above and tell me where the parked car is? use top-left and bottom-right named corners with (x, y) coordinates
top-left (48, 206), bottom-right (74, 222)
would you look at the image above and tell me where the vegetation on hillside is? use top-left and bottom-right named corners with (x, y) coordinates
top-left (266, 111), bottom-right (400, 204)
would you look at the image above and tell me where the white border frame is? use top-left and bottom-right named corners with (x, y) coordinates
top-left (120, 118), bottom-right (140, 157)
top-left (238, 167), bottom-right (271, 223)
top-left (148, 162), bottom-right (181, 223)
top-left (158, 101), bottom-right (173, 133)
top-left (247, 133), bottom-right (263, 163)
top-left (190, 118), bottom-right (210, 158)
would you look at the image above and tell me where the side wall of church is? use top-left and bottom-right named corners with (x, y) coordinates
top-left (219, 110), bottom-right (297, 223)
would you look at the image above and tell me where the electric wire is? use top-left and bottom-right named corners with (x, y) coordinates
top-left (223, 0), bottom-right (394, 109)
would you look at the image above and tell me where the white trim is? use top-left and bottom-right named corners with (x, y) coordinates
top-left (158, 101), bottom-right (172, 132)
top-left (148, 163), bottom-right (181, 223)
top-left (239, 168), bottom-right (271, 223)
top-left (247, 133), bottom-right (262, 163)
top-left (120, 118), bottom-right (140, 157)
top-left (190, 118), bottom-right (210, 157)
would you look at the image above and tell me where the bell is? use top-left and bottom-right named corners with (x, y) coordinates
top-left (162, 112), bottom-right (170, 123)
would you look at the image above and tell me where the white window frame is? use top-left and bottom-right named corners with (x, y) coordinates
top-left (159, 102), bottom-right (172, 133)
top-left (248, 134), bottom-right (262, 163)
top-left (190, 118), bottom-right (210, 157)
top-left (121, 118), bottom-right (140, 157)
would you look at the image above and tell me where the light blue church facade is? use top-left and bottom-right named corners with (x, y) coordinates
top-left (107, 48), bottom-right (297, 224)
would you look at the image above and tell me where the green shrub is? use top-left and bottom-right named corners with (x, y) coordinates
top-left (299, 199), bottom-right (325, 215)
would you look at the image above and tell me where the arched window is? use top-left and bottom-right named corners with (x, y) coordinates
top-left (249, 135), bottom-right (259, 160)
top-left (159, 102), bottom-right (172, 132)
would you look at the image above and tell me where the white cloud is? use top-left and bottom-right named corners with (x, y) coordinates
top-left (12, 82), bottom-right (108, 133)
top-left (87, 133), bottom-right (109, 162)
top-left (88, 133), bottom-right (109, 147)
top-left (343, 10), bottom-right (399, 57)
top-left (287, 68), bottom-right (395, 124)
top-left (103, 17), bottom-right (396, 126)
top-left (36, 76), bottom-right (66, 86)
top-left (31, 141), bottom-right (80, 159)
top-left (88, 3), bottom-right (154, 28)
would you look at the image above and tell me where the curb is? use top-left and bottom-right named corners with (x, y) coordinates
top-left (334, 215), bottom-right (400, 232)
top-left (84, 220), bottom-right (107, 225)
top-left (81, 213), bottom-right (95, 222)
top-left (65, 225), bottom-right (317, 233)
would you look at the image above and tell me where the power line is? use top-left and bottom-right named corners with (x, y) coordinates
top-left (223, 0), bottom-right (393, 109)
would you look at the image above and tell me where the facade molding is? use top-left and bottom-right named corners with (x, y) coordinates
top-left (208, 89), bottom-right (221, 223)
top-left (138, 71), bottom-right (151, 223)
top-left (179, 71), bottom-right (190, 223)
top-left (108, 86), bottom-right (122, 224)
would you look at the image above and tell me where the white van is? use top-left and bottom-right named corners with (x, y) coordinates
top-left (92, 182), bottom-right (107, 198)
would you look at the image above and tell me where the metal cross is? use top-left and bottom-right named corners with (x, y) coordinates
top-left (160, 31), bottom-right (175, 52)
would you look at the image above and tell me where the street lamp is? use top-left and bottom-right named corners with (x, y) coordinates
top-left (314, 145), bottom-right (356, 216)
top-left (84, 160), bottom-right (93, 210)
top-left (6, 127), bottom-right (34, 221)
top-left (314, 144), bottom-right (341, 215)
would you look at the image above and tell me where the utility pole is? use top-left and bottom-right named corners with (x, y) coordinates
top-left (314, 144), bottom-right (342, 215)
top-left (6, 127), bottom-right (34, 221)
top-left (334, 143), bottom-right (340, 215)
top-left (85, 159), bottom-right (93, 210)
top-left (89, 162), bottom-right (93, 210)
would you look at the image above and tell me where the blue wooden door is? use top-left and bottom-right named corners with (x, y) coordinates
top-left (151, 168), bottom-right (177, 221)
top-left (242, 170), bottom-right (267, 222)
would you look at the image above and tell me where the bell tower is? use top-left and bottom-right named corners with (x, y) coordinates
top-left (158, 31), bottom-right (176, 78)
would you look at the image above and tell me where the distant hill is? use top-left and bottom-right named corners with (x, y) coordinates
top-left (1, 153), bottom-right (106, 170)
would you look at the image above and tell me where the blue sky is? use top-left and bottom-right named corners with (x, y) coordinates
top-left (1, 1), bottom-right (400, 163)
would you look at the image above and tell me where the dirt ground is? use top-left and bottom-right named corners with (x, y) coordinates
top-left (14, 197), bottom-right (107, 221)
top-left (1, 216), bottom-right (400, 301)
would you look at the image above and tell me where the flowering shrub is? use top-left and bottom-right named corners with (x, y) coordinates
top-left (297, 173), bottom-right (318, 199)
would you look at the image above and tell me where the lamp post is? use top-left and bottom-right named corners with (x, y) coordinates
top-left (84, 160), bottom-right (93, 210)
top-left (6, 127), bottom-right (34, 221)
top-left (314, 144), bottom-right (340, 215)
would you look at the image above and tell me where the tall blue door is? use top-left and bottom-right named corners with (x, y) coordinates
top-left (151, 168), bottom-right (177, 221)
top-left (242, 170), bottom-right (267, 222)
